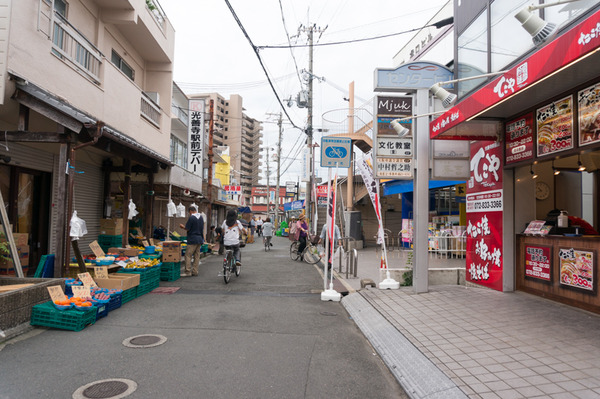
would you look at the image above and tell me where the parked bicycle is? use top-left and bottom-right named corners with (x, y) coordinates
top-left (290, 235), bottom-right (322, 264)
top-left (222, 245), bottom-right (241, 284)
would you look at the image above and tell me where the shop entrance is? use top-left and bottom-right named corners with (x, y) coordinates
top-left (0, 165), bottom-right (51, 275)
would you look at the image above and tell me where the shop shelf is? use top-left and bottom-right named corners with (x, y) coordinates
top-left (30, 301), bottom-right (96, 331)
top-left (121, 287), bottom-right (137, 304)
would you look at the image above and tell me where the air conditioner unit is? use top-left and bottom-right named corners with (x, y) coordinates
top-left (144, 91), bottom-right (160, 105)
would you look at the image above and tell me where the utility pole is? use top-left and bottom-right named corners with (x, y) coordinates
top-left (207, 99), bottom-right (214, 230)
top-left (275, 112), bottom-right (282, 227)
top-left (265, 146), bottom-right (270, 217)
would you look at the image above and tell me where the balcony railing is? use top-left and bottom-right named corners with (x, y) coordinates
top-left (141, 93), bottom-right (161, 127)
top-left (145, 0), bottom-right (167, 30)
top-left (51, 12), bottom-right (102, 83)
top-left (171, 104), bottom-right (189, 126)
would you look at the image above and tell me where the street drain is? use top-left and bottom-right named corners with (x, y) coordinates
top-left (122, 334), bottom-right (167, 348)
top-left (72, 378), bottom-right (137, 399)
top-left (320, 311), bottom-right (337, 316)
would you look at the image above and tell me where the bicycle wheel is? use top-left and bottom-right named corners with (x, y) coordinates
top-left (303, 243), bottom-right (322, 264)
top-left (235, 259), bottom-right (241, 277)
top-left (290, 241), bottom-right (300, 261)
top-left (223, 254), bottom-right (232, 284)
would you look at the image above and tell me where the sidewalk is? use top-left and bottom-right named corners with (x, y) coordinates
top-left (335, 247), bottom-right (600, 399)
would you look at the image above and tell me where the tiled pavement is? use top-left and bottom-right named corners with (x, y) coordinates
top-left (343, 284), bottom-right (600, 399)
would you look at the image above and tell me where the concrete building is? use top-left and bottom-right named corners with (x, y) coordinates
top-left (0, 0), bottom-right (175, 275)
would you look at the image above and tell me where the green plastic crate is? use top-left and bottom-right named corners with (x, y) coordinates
top-left (160, 262), bottom-right (180, 281)
top-left (121, 287), bottom-right (137, 304)
top-left (31, 301), bottom-right (96, 331)
top-left (117, 265), bottom-right (160, 284)
top-left (136, 279), bottom-right (159, 297)
top-left (139, 253), bottom-right (161, 260)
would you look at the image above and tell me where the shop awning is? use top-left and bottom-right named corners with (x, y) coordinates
top-left (430, 8), bottom-right (600, 140)
top-left (382, 180), bottom-right (464, 196)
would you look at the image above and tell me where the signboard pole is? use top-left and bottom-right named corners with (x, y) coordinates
top-left (322, 163), bottom-right (341, 302)
top-left (413, 88), bottom-right (430, 294)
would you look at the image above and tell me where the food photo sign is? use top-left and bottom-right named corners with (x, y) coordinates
top-left (524, 245), bottom-right (551, 282)
top-left (578, 82), bottom-right (600, 146)
top-left (559, 248), bottom-right (595, 293)
top-left (466, 141), bottom-right (503, 291)
top-left (536, 96), bottom-right (574, 157)
top-left (505, 113), bottom-right (534, 164)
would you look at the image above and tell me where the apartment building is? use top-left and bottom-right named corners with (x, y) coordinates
top-left (190, 93), bottom-right (263, 205)
top-left (0, 0), bottom-right (175, 274)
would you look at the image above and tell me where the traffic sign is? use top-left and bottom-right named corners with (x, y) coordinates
top-left (321, 137), bottom-right (351, 168)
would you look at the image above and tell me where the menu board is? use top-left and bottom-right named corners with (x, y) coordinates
top-left (559, 248), bottom-right (595, 292)
top-left (536, 96), bottom-right (574, 157)
top-left (525, 245), bottom-right (551, 282)
top-left (505, 113), bottom-right (534, 164)
top-left (578, 82), bottom-right (600, 146)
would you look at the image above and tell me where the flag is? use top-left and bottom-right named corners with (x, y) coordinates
top-left (327, 173), bottom-right (338, 258)
top-left (357, 153), bottom-right (385, 246)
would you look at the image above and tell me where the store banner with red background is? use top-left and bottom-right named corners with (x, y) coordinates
top-left (466, 141), bottom-right (503, 291)
top-left (505, 113), bottom-right (534, 164)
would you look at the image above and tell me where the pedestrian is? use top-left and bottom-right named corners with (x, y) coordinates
top-left (179, 206), bottom-right (204, 277)
top-left (262, 217), bottom-right (274, 247)
top-left (221, 209), bottom-right (247, 266)
top-left (296, 214), bottom-right (309, 258)
top-left (250, 217), bottom-right (256, 241)
top-left (215, 226), bottom-right (224, 255)
top-left (208, 225), bottom-right (215, 244)
top-left (256, 217), bottom-right (263, 237)
top-left (319, 223), bottom-right (342, 270)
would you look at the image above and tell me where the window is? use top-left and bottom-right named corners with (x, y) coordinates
top-left (491, 0), bottom-right (535, 71)
top-left (170, 136), bottom-right (187, 168)
top-left (111, 50), bottom-right (134, 81)
top-left (53, 0), bottom-right (67, 16)
top-left (457, 10), bottom-right (488, 98)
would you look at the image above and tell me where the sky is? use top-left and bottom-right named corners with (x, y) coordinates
top-left (158, 0), bottom-right (449, 185)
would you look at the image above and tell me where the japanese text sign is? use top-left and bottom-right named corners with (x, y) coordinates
top-left (188, 99), bottom-right (205, 176)
top-left (505, 113), bottom-right (534, 164)
top-left (578, 82), bottom-right (600, 146)
top-left (525, 245), bottom-right (551, 282)
top-left (47, 285), bottom-right (67, 302)
top-left (77, 272), bottom-right (98, 288)
top-left (559, 248), bottom-right (594, 292)
top-left (537, 96), bottom-right (574, 157)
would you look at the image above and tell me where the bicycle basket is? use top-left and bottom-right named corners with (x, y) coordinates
top-left (310, 234), bottom-right (320, 245)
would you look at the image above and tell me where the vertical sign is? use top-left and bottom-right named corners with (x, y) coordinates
top-left (466, 141), bottom-right (503, 291)
top-left (188, 99), bottom-right (205, 175)
top-left (525, 245), bottom-right (551, 282)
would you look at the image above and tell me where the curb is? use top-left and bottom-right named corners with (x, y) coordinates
top-left (341, 292), bottom-right (467, 399)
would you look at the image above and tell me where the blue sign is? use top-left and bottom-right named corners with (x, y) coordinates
top-left (375, 61), bottom-right (453, 91)
top-left (321, 137), bottom-right (352, 168)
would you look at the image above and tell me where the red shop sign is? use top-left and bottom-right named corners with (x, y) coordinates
top-left (505, 113), bottom-right (534, 164)
top-left (466, 141), bottom-right (503, 292)
top-left (525, 245), bottom-right (551, 282)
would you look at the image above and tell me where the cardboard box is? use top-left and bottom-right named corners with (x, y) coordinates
top-left (95, 273), bottom-right (140, 290)
top-left (100, 218), bottom-right (123, 236)
top-left (0, 231), bottom-right (28, 246)
top-left (162, 241), bottom-right (181, 262)
top-left (107, 247), bottom-right (141, 257)
top-left (0, 245), bottom-right (29, 269)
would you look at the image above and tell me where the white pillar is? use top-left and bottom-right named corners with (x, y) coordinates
top-left (413, 88), bottom-right (429, 294)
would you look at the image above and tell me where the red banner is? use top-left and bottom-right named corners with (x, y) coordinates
top-left (505, 113), bottom-right (534, 164)
top-left (431, 9), bottom-right (600, 138)
top-left (525, 245), bottom-right (551, 282)
top-left (466, 141), bottom-right (503, 291)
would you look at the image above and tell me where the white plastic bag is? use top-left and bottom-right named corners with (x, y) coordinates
top-left (176, 202), bottom-right (186, 218)
top-left (69, 211), bottom-right (88, 240)
top-left (167, 199), bottom-right (177, 217)
top-left (128, 199), bottom-right (138, 220)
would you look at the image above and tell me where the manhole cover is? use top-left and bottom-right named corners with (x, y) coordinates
top-left (320, 311), bottom-right (338, 316)
top-left (122, 334), bottom-right (167, 348)
top-left (73, 378), bottom-right (137, 399)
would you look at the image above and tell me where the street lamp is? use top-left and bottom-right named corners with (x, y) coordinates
top-left (429, 71), bottom-right (509, 108)
top-left (390, 111), bottom-right (446, 137)
top-left (514, 0), bottom-right (582, 46)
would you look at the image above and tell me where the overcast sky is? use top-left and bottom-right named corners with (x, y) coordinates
top-left (159, 0), bottom-right (449, 185)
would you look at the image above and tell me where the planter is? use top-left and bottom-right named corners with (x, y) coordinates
top-left (0, 277), bottom-right (65, 342)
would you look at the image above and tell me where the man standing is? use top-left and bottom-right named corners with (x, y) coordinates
top-left (319, 223), bottom-right (342, 271)
top-left (180, 206), bottom-right (204, 277)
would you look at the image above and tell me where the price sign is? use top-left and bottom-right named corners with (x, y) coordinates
top-left (95, 266), bottom-right (108, 279)
top-left (47, 286), bottom-right (67, 302)
top-left (71, 285), bottom-right (91, 299)
top-left (77, 272), bottom-right (98, 288)
top-left (89, 240), bottom-right (105, 258)
top-left (142, 240), bottom-right (150, 247)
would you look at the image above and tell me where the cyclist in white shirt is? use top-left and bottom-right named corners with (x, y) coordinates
top-left (262, 217), bottom-right (274, 247)
top-left (221, 209), bottom-right (247, 266)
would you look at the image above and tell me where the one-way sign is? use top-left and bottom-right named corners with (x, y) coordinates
top-left (321, 137), bottom-right (352, 168)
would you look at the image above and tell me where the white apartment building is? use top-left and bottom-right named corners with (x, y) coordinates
top-left (0, 0), bottom-right (175, 274)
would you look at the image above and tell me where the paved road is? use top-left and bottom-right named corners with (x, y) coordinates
top-left (0, 236), bottom-right (405, 399)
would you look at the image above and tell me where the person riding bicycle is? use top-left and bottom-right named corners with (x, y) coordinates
top-left (262, 217), bottom-right (274, 247)
top-left (296, 214), bottom-right (309, 258)
top-left (256, 217), bottom-right (263, 237)
top-left (221, 209), bottom-right (247, 266)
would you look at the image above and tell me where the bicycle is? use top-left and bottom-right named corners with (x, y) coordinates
top-left (221, 245), bottom-right (241, 284)
top-left (263, 235), bottom-right (272, 251)
top-left (289, 235), bottom-right (322, 264)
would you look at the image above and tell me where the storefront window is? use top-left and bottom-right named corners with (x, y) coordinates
top-left (457, 10), bottom-right (488, 98)
top-left (491, 0), bottom-right (535, 71)
top-left (545, 0), bottom-right (598, 32)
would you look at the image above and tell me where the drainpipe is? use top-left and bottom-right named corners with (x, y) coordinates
top-left (66, 122), bottom-right (104, 274)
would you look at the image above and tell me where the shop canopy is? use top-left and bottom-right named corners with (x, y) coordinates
top-left (382, 180), bottom-right (464, 196)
